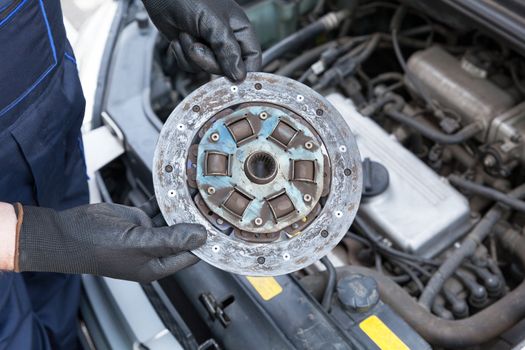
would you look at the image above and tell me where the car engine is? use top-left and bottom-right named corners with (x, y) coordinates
top-left (95, 0), bottom-right (525, 348)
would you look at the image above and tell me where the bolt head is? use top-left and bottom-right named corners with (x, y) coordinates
top-left (483, 154), bottom-right (497, 168)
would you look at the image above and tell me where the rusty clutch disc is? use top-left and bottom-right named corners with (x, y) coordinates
top-left (153, 73), bottom-right (362, 276)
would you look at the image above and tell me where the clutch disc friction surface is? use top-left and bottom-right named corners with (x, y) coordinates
top-left (153, 73), bottom-right (362, 276)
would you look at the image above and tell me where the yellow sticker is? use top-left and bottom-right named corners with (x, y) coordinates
top-left (246, 276), bottom-right (283, 301)
top-left (359, 315), bottom-right (410, 350)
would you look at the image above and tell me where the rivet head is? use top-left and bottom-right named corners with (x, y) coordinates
top-left (259, 112), bottom-right (268, 120)
top-left (207, 187), bottom-right (216, 195)
top-left (254, 217), bottom-right (263, 226)
top-left (321, 230), bottom-right (329, 238)
top-left (303, 194), bottom-right (312, 202)
top-left (165, 165), bottom-right (173, 173)
top-left (255, 83), bottom-right (262, 90)
top-left (210, 132), bottom-right (220, 142)
top-left (305, 141), bottom-right (314, 150)
top-left (257, 257), bottom-right (265, 264)
top-left (192, 105), bottom-right (201, 112)
top-left (344, 168), bottom-right (352, 176)
top-left (316, 109), bottom-right (324, 116)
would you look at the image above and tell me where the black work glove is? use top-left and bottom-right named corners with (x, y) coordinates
top-left (142, 0), bottom-right (261, 81)
top-left (13, 201), bottom-right (206, 283)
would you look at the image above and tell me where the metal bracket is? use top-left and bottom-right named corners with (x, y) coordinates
top-left (199, 293), bottom-right (234, 328)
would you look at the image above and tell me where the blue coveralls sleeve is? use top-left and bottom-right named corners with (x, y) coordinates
top-left (0, 0), bottom-right (89, 349)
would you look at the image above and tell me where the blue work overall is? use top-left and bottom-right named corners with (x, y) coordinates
top-left (0, 0), bottom-right (89, 348)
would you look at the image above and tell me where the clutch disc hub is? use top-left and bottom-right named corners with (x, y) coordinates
top-left (153, 73), bottom-right (362, 276)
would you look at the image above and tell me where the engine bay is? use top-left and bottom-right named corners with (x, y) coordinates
top-left (96, 0), bottom-right (525, 348)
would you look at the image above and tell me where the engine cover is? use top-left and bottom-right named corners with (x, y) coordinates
top-left (327, 94), bottom-right (472, 257)
top-left (153, 73), bottom-right (362, 275)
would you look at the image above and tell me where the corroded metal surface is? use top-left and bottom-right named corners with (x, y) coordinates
top-left (196, 105), bottom-right (326, 234)
top-left (153, 72), bottom-right (362, 276)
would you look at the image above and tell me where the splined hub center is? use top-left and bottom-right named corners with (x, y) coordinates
top-left (245, 151), bottom-right (277, 185)
top-left (193, 105), bottom-right (329, 241)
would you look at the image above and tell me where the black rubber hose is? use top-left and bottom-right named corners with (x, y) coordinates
top-left (275, 41), bottom-right (337, 77)
top-left (262, 10), bottom-right (347, 67)
top-left (348, 33), bottom-right (381, 64)
top-left (418, 183), bottom-right (525, 309)
top-left (320, 257), bottom-right (336, 312)
top-left (301, 227), bottom-right (525, 348)
top-left (390, 5), bottom-right (436, 112)
top-left (384, 108), bottom-right (482, 144)
top-left (352, 217), bottom-right (439, 266)
top-left (449, 175), bottom-right (525, 213)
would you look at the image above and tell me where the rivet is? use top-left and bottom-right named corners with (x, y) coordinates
top-left (303, 194), bottom-right (312, 202)
top-left (259, 112), bottom-right (268, 120)
top-left (231, 86), bottom-right (238, 93)
top-left (305, 141), bottom-right (314, 150)
top-left (207, 187), bottom-right (216, 195)
top-left (168, 190), bottom-right (176, 197)
top-left (344, 168), bottom-right (352, 176)
top-left (216, 218), bottom-right (224, 225)
top-left (255, 83), bottom-right (262, 90)
top-left (192, 105), bottom-right (201, 112)
top-left (257, 257), bottom-right (265, 264)
top-left (254, 217), bottom-right (263, 226)
top-left (210, 132), bottom-right (220, 142)
top-left (283, 253), bottom-right (290, 261)
top-left (321, 230), bottom-right (329, 238)
top-left (165, 165), bottom-right (173, 173)
top-left (316, 109), bottom-right (324, 116)
top-left (297, 95), bottom-right (304, 102)
top-left (339, 145), bottom-right (347, 153)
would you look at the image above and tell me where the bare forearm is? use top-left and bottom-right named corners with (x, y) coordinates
top-left (0, 202), bottom-right (16, 271)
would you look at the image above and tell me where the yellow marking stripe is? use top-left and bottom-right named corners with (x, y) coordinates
top-left (246, 276), bottom-right (283, 301)
top-left (359, 315), bottom-right (410, 350)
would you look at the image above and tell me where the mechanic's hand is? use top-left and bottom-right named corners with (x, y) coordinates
top-left (142, 0), bottom-right (261, 81)
top-left (13, 202), bottom-right (207, 283)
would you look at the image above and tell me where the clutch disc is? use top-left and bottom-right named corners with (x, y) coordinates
top-left (153, 73), bottom-right (362, 276)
